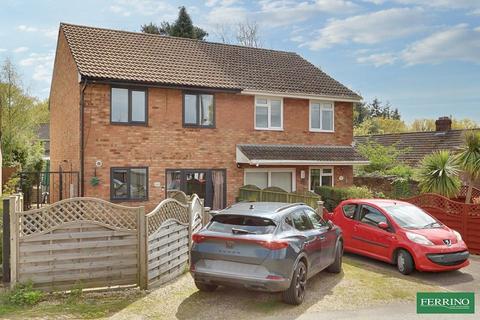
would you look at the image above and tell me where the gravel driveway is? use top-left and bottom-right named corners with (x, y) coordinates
top-left (110, 256), bottom-right (441, 320)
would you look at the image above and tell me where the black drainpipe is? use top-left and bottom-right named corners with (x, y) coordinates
top-left (80, 78), bottom-right (88, 197)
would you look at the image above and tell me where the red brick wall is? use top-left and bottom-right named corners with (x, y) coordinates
top-left (49, 30), bottom-right (81, 201)
top-left (79, 85), bottom-right (354, 210)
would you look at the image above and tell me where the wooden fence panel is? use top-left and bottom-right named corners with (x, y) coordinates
top-left (12, 197), bottom-right (141, 291)
top-left (404, 193), bottom-right (480, 254)
top-left (145, 198), bottom-right (190, 289)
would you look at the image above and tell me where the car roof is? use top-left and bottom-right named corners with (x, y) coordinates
top-left (217, 202), bottom-right (306, 221)
top-left (342, 198), bottom-right (412, 207)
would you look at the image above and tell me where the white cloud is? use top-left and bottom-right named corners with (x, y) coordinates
top-left (18, 51), bottom-right (55, 83)
top-left (108, 0), bottom-right (176, 17)
top-left (256, 0), bottom-right (359, 27)
top-left (357, 52), bottom-right (397, 66)
top-left (395, 0), bottom-right (480, 10)
top-left (401, 24), bottom-right (480, 65)
top-left (303, 7), bottom-right (426, 50)
top-left (19, 52), bottom-right (54, 67)
top-left (17, 24), bottom-right (57, 39)
top-left (17, 25), bottom-right (38, 32)
top-left (0, 48), bottom-right (6, 52)
top-left (205, 0), bottom-right (239, 7)
top-left (13, 46), bottom-right (29, 53)
top-left (207, 5), bottom-right (248, 25)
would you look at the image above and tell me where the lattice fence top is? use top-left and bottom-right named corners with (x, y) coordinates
top-left (190, 195), bottom-right (203, 220)
top-left (167, 190), bottom-right (189, 205)
top-left (404, 193), bottom-right (480, 217)
top-left (146, 198), bottom-right (189, 236)
top-left (17, 197), bottom-right (140, 237)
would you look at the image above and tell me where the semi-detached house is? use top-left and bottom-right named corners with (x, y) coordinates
top-left (50, 23), bottom-right (367, 211)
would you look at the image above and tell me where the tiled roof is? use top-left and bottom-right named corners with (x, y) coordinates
top-left (354, 129), bottom-right (480, 166)
top-left (60, 23), bottom-right (361, 100)
top-left (237, 144), bottom-right (367, 163)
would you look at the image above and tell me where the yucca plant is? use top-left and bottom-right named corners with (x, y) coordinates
top-left (457, 130), bottom-right (480, 203)
top-left (418, 150), bottom-right (461, 198)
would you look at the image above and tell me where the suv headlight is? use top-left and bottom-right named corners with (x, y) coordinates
top-left (406, 232), bottom-right (434, 246)
top-left (453, 230), bottom-right (462, 242)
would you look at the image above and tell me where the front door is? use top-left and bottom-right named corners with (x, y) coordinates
top-left (166, 169), bottom-right (226, 209)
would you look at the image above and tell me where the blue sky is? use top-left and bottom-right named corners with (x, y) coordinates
top-left (0, 0), bottom-right (479, 123)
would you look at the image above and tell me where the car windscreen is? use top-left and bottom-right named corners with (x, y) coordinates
top-left (382, 204), bottom-right (441, 229)
top-left (207, 215), bottom-right (277, 235)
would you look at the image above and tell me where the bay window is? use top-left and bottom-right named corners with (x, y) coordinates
top-left (255, 96), bottom-right (283, 130)
top-left (310, 100), bottom-right (334, 132)
top-left (244, 169), bottom-right (295, 192)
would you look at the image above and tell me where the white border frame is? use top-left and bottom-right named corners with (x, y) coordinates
top-left (308, 166), bottom-right (334, 191)
top-left (309, 100), bottom-right (334, 133)
top-left (244, 168), bottom-right (296, 191)
top-left (254, 96), bottom-right (284, 131)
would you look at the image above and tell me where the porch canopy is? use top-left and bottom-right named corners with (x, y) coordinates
top-left (236, 144), bottom-right (369, 166)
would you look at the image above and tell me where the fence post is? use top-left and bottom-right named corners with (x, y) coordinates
top-left (137, 207), bottom-right (147, 290)
top-left (187, 200), bottom-right (194, 267)
top-left (9, 195), bottom-right (19, 287)
top-left (316, 200), bottom-right (324, 217)
top-left (2, 198), bottom-right (11, 284)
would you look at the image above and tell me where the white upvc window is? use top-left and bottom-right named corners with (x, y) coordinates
top-left (309, 167), bottom-right (334, 191)
top-left (244, 168), bottom-right (295, 192)
top-left (310, 100), bottom-right (334, 132)
top-left (254, 96), bottom-right (283, 130)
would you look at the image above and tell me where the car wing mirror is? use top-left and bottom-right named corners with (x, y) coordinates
top-left (327, 220), bottom-right (334, 230)
top-left (378, 222), bottom-right (389, 230)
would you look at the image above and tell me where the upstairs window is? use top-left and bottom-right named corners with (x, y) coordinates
top-left (111, 87), bottom-right (147, 124)
top-left (310, 101), bottom-right (334, 132)
top-left (255, 96), bottom-right (283, 130)
top-left (183, 92), bottom-right (215, 127)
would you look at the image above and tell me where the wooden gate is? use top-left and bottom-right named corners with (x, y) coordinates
top-left (10, 197), bottom-right (142, 290)
top-left (405, 193), bottom-right (480, 254)
top-left (144, 194), bottom-right (204, 289)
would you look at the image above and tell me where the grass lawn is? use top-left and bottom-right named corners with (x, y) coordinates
top-left (0, 288), bottom-right (146, 319)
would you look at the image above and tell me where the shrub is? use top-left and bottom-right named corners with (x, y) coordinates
top-left (315, 186), bottom-right (374, 211)
top-left (7, 282), bottom-right (43, 306)
top-left (390, 178), bottom-right (413, 199)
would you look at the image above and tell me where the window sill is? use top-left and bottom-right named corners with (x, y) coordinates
top-left (309, 129), bottom-right (335, 133)
top-left (183, 125), bottom-right (216, 129)
top-left (110, 122), bottom-right (148, 126)
top-left (254, 127), bottom-right (284, 131)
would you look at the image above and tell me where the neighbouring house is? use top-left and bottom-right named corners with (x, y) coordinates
top-left (354, 116), bottom-right (480, 191)
top-left (38, 123), bottom-right (50, 163)
top-left (354, 117), bottom-right (479, 167)
top-left (50, 23), bottom-right (367, 210)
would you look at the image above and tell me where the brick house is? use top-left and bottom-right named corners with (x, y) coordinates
top-left (50, 23), bottom-right (367, 211)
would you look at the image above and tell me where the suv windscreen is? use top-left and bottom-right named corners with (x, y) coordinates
top-left (208, 214), bottom-right (277, 234)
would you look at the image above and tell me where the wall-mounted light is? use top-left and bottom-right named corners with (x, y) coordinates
top-left (300, 170), bottom-right (305, 179)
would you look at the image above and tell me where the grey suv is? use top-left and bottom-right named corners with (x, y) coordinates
top-left (190, 202), bottom-right (343, 305)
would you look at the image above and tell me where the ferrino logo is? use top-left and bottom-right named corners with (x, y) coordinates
top-left (417, 292), bottom-right (475, 314)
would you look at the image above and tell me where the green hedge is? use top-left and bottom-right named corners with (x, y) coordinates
top-left (315, 186), bottom-right (374, 211)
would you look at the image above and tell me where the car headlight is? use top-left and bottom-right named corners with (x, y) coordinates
top-left (406, 232), bottom-right (433, 246)
top-left (453, 230), bottom-right (462, 242)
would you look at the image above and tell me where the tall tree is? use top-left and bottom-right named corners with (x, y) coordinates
top-left (141, 6), bottom-right (207, 40)
top-left (214, 21), bottom-right (262, 48)
top-left (457, 131), bottom-right (480, 203)
top-left (0, 59), bottom-right (46, 170)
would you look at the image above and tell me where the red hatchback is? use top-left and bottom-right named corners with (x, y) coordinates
top-left (325, 199), bottom-right (470, 274)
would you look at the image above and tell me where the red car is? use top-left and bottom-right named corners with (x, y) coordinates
top-left (325, 199), bottom-right (470, 274)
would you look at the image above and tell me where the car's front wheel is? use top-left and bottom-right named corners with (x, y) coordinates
top-left (396, 249), bottom-right (414, 275)
top-left (195, 281), bottom-right (218, 292)
top-left (282, 261), bottom-right (307, 305)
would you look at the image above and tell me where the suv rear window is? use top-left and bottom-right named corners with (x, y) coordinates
top-left (208, 215), bottom-right (277, 234)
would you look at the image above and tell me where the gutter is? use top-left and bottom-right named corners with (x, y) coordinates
top-left (240, 90), bottom-right (362, 103)
top-left (80, 77), bottom-right (88, 197)
top-left (244, 160), bottom-right (370, 166)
